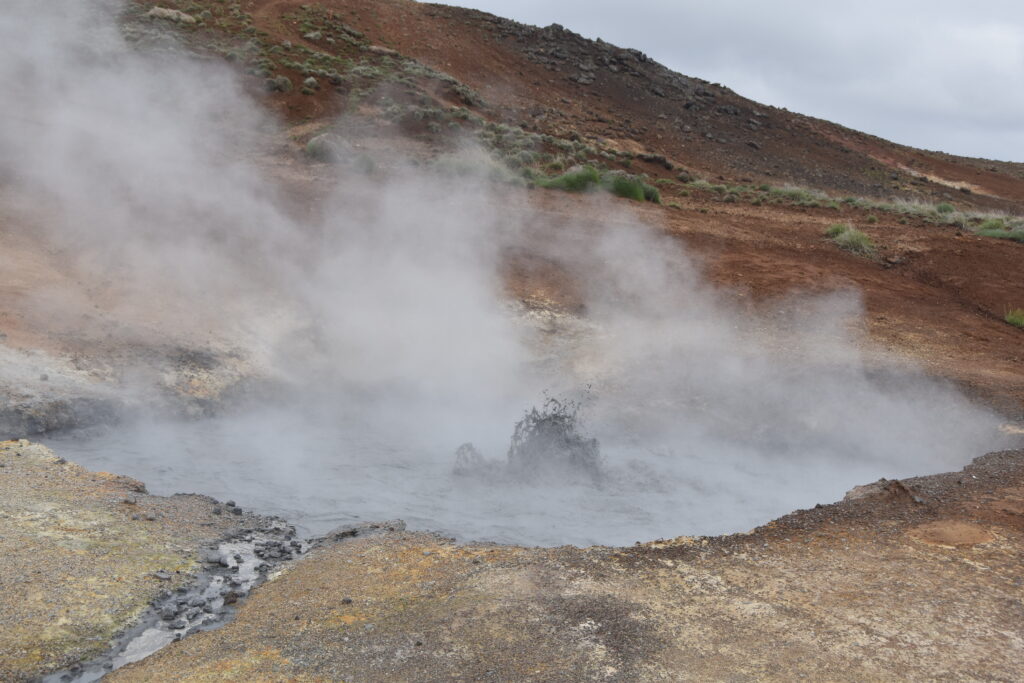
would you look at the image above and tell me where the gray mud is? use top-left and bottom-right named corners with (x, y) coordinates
top-left (42, 518), bottom-right (304, 683)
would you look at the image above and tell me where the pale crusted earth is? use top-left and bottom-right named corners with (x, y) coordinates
top-left (0, 440), bottom-right (266, 682)
top-left (106, 450), bottom-right (1024, 682)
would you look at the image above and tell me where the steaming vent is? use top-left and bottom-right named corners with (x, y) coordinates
top-left (455, 398), bottom-right (603, 484)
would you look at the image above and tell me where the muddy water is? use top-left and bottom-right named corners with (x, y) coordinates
top-left (43, 405), bottom-right (942, 547)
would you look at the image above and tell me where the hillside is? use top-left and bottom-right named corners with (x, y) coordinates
top-left (2, 2), bottom-right (1024, 680)
top-left (3, 0), bottom-right (1019, 424)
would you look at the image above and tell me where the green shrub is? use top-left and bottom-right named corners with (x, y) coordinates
top-left (604, 172), bottom-right (646, 201)
top-left (536, 165), bottom-right (601, 192)
top-left (977, 228), bottom-right (1024, 243)
top-left (979, 217), bottom-right (1007, 231)
top-left (825, 223), bottom-right (875, 255)
top-left (537, 167), bottom-right (660, 203)
top-left (599, 171), bottom-right (661, 203)
top-left (866, 214), bottom-right (879, 224)
top-left (936, 202), bottom-right (955, 214)
top-left (1006, 309), bottom-right (1024, 328)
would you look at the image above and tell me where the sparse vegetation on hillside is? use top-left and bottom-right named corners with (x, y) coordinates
top-left (535, 166), bottom-right (660, 203)
top-left (825, 223), bottom-right (875, 256)
top-left (1006, 309), bottom-right (1024, 328)
top-left (536, 165), bottom-right (601, 192)
top-left (601, 171), bottom-right (661, 202)
top-left (978, 227), bottom-right (1024, 243)
top-left (671, 178), bottom-right (1024, 244)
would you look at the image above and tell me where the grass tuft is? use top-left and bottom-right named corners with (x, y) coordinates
top-left (979, 218), bottom-right (1007, 231)
top-left (536, 167), bottom-right (660, 203)
top-left (977, 228), bottom-right (1024, 243)
top-left (1006, 309), bottom-right (1024, 328)
top-left (825, 223), bottom-right (875, 255)
top-left (825, 223), bottom-right (849, 238)
top-left (603, 172), bottom-right (646, 201)
top-left (536, 165), bottom-right (600, 192)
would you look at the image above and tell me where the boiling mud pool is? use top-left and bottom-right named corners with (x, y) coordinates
top-left (46, 406), bottom-right (942, 547)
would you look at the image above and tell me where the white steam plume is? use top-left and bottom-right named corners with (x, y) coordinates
top-left (2, 0), bottom-right (1009, 546)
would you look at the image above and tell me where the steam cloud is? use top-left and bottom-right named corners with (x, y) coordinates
top-left (2, 1), bottom-right (1009, 545)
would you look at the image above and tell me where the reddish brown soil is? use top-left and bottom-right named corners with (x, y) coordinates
top-left (242, 0), bottom-right (1024, 209)
top-left (8, 0), bottom-right (1022, 418)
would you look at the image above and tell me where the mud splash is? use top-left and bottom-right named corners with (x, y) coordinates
top-left (456, 398), bottom-right (603, 484)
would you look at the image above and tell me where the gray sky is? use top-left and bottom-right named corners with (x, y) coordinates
top-left (435, 0), bottom-right (1024, 162)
